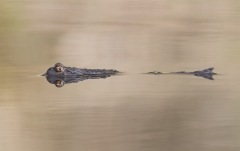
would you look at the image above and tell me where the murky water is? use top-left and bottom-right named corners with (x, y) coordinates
top-left (1, 1), bottom-right (240, 151)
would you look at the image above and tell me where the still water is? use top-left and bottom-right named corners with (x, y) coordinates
top-left (1, 1), bottom-right (240, 151)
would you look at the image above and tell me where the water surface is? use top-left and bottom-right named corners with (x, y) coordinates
top-left (1, 1), bottom-right (240, 151)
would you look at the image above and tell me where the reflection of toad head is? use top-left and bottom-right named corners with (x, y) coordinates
top-left (54, 63), bottom-right (65, 72)
top-left (54, 80), bottom-right (65, 88)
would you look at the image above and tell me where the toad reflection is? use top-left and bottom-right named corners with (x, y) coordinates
top-left (45, 75), bottom-right (112, 88)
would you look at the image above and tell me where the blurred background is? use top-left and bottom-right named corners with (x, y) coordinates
top-left (1, 0), bottom-right (240, 151)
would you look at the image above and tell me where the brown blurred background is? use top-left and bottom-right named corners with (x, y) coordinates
top-left (1, 0), bottom-right (240, 151)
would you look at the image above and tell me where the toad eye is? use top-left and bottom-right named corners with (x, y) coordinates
top-left (54, 66), bottom-right (64, 72)
top-left (55, 66), bottom-right (60, 72)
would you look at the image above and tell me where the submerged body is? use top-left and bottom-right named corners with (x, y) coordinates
top-left (148, 67), bottom-right (217, 80)
top-left (43, 63), bottom-right (119, 76)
